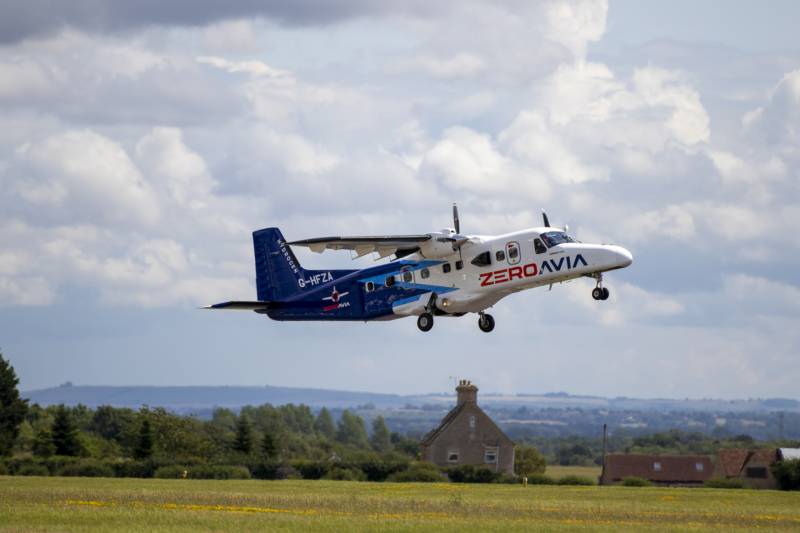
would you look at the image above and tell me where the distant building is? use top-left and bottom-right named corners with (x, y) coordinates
top-left (600, 454), bottom-right (713, 486)
top-left (715, 448), bottom-right (781, 489)
top-left (421, 380), bottom-right (515, 475)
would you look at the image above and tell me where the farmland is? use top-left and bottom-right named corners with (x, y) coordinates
top-left (2, 476), bottom-right (799, 532)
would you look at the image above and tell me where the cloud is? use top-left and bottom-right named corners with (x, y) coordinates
top-left (13, 130), bottom-right (160, 227)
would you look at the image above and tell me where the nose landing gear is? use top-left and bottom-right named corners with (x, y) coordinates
top-left (478, 312), bottom-right (495, 333)
top-left (591, 274), bottom-right (610, 301)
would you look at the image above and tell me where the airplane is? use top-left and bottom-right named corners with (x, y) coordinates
top-left (205, 205), bottom-right (633, 332)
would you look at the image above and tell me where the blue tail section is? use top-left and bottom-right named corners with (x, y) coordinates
top-left (253, 228), bottom-right (355, 301)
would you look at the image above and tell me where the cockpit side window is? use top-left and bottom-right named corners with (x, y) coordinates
top-left (471, 251), bottom-right (491, 267)
top-left (539, 231), bottom-right (576, 248)
top-left (534, 238), bottom-right (546, 254)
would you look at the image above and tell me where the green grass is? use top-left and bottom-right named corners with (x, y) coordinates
top-left (544, 465), bottom-right (602, 479)
top-left (1, 475), bottom-right (799, 532)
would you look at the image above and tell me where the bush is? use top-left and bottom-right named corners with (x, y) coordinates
top-left (772, 460), bottom-right (800, 491)
top-left (0, 462), bottom-right (7, 475)
top-left (556, 475), bottom-right (595, 486)
top-left (17, 464), bottom-right (50, 476)
top-left (704, 478), bottom-right (744, 489)
top-left (355, 456), bottom-right (409, 482)
top-left (112, 460), bottom-right (155, 478)
top-left (58, 459), bottom-right (115, 478)
top-left (446, 465), bottom-right (500, 484)
top-left (386, 462), bottom-right (443, 482)
top-left (292, 460), bottom-right (329, 480)
top-left (525, 474), bottom-right (556, 485)
top-left (322, 466), bottom-right (366, 481)
top-left (154, 465), bottom-right (189, 479)
top-left (621, 476), bottom-right (652, 487)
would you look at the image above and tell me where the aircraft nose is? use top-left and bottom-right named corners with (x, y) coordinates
top-left (608, 245), bottom-right (633, 268)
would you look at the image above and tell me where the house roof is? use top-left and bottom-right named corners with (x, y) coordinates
top-left (604, 454), bottom-right (713, 483)
top-left (747, 448), bottom-right (778, 465)
top-left (420, 402), bottom-right (513, 447)
top-left (421, 403), bottom-right (466, 446)
top-left (779, 448), bottom-right (800, 461)
top-left (717, 449), bottom-right (750, 477)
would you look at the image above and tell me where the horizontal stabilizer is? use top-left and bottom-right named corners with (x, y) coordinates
top-left (203, 301), bottom-right (273, 311)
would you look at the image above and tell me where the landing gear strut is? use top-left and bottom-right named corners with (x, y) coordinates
top-left (591, 274), bottom-right (610, 301)
top-left (417, 312), bottom-right (434, 332)
top-left (478, 312), bottom-right (495, 333)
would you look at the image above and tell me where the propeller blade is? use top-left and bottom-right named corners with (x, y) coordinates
top-left (453, 203), bottom-right (460, 234)
top-left (542, 210), bottom-right (551, 228)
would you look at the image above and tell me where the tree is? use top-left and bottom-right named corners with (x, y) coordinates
top-left (233, 413), bottom-right (254, 454)
top-left (370, 416), bottom-right (392, 453)
top-left (32, 428), bottom-right (55, 457)
top-left (51, 405), bottom-right (81, 456)
top-left (261, 431), bottom-right (278, 460)
top-left (133, 418), bottom-right (153, 460)
top-left (314, 408), bottom-right (336, 439)
top-left (0, 351), bottom-right (28, 455)
top-left (336, 410), bottom-right (369, 448)
top-left (515, 445), bottom-right (546, 477)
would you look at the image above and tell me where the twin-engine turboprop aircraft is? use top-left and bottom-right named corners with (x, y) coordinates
top-left (206, 205), bottom-right (633, 332)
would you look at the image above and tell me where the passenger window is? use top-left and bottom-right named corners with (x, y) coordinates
top-left (385, 276), bottom-right (395, 287)
top-left (495, 250), bottom-right (505, 261)
top-left (401, 268), bottom-right (413, 283)
top-left (534, 238), bottom-right (546, 254)
top-left (442, 263), bottom-right (451, 274)
top-left (506, 242), bottom-right (520, 265)
top-left (365, 281), bottom-right (375, 292)
top-left (420, 268), bottom-right (430, 279)
top-left (470, 251), bottom-right (491, 267)
top-left (455, 260), bottom-right (463, 270)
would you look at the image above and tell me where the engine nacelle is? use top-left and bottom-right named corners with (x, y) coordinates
top-left (418, 230), bottom-right (458, 259)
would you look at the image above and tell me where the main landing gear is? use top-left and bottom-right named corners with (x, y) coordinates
top-left (417, 313), bottom-right (434, 332)
top-left (591, 274), bottom-right (610, 301)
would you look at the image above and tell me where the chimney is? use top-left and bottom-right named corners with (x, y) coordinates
top-left (456, 380), bottom-right (478, 405)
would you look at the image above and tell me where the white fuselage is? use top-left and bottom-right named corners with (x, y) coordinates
top-left (392, 226), bottom-right (632, 316)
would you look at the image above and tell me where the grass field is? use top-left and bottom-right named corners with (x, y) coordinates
top-left (2, 476), bottom-right (799, 532)
top-left (544, 465), bottom-right (602, 479)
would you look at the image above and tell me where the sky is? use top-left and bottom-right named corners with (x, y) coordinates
top-left (1, 0), bottom-right (799, 398)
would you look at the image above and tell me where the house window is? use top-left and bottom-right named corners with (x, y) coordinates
top-left (447, 450), bottom-right (459, 463)
top-left (695, 462), bottom-right (704, 472)
top-left (495, 250), bottom-right (505, 261)
top-left (653, 462), bottom-right (662, 472)
top-left (365, 281), bottom-right (375, 292)
top-left (420, 268), bottom-right (430, 279)
top-left (746, 467), bottom-right (767, 478)
top-left (484, 447), bottom-right (498, 464)
top-left (469, 415), bottom-right (476, 429)
top-left (442, 263), bottom-right (451, 274)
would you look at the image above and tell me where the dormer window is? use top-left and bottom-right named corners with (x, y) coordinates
top-left (653, 462), bottom-right (662, 471)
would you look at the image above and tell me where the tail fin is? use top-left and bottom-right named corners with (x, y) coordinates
top-left (253, 228), bottom-right (305, 301)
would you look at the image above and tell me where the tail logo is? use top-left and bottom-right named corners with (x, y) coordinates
top-left (322, 287), bottom-right (350, 312)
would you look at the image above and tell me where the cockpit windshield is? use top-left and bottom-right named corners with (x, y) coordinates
top-left (539, 231), bottom-right (577, 248)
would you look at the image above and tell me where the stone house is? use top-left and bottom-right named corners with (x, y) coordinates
top-left (599, 454), bottom-right (713, 486)
top-left (420, 380), bottom-right (515, 475)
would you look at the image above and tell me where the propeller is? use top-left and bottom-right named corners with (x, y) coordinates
top-left (542, 210), bottom-right (551, 228)
top-left (453, 203), bottom-right (460, 234)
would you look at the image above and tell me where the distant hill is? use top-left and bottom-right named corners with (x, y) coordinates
top-left (22, 384), bottom-right (800, 414)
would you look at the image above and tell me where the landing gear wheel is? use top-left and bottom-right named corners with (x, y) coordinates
top-left (592, 287), bottom-right (603, 300)
top-left (478, 313), bottom-right (495, 333)
top-left (601, 287), bottom-right (610, 300)
top-left (417, 313), bottom-right (434, 332)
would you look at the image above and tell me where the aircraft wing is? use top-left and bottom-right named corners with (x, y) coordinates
top-left (288, 235), bottom-right (431, 259)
